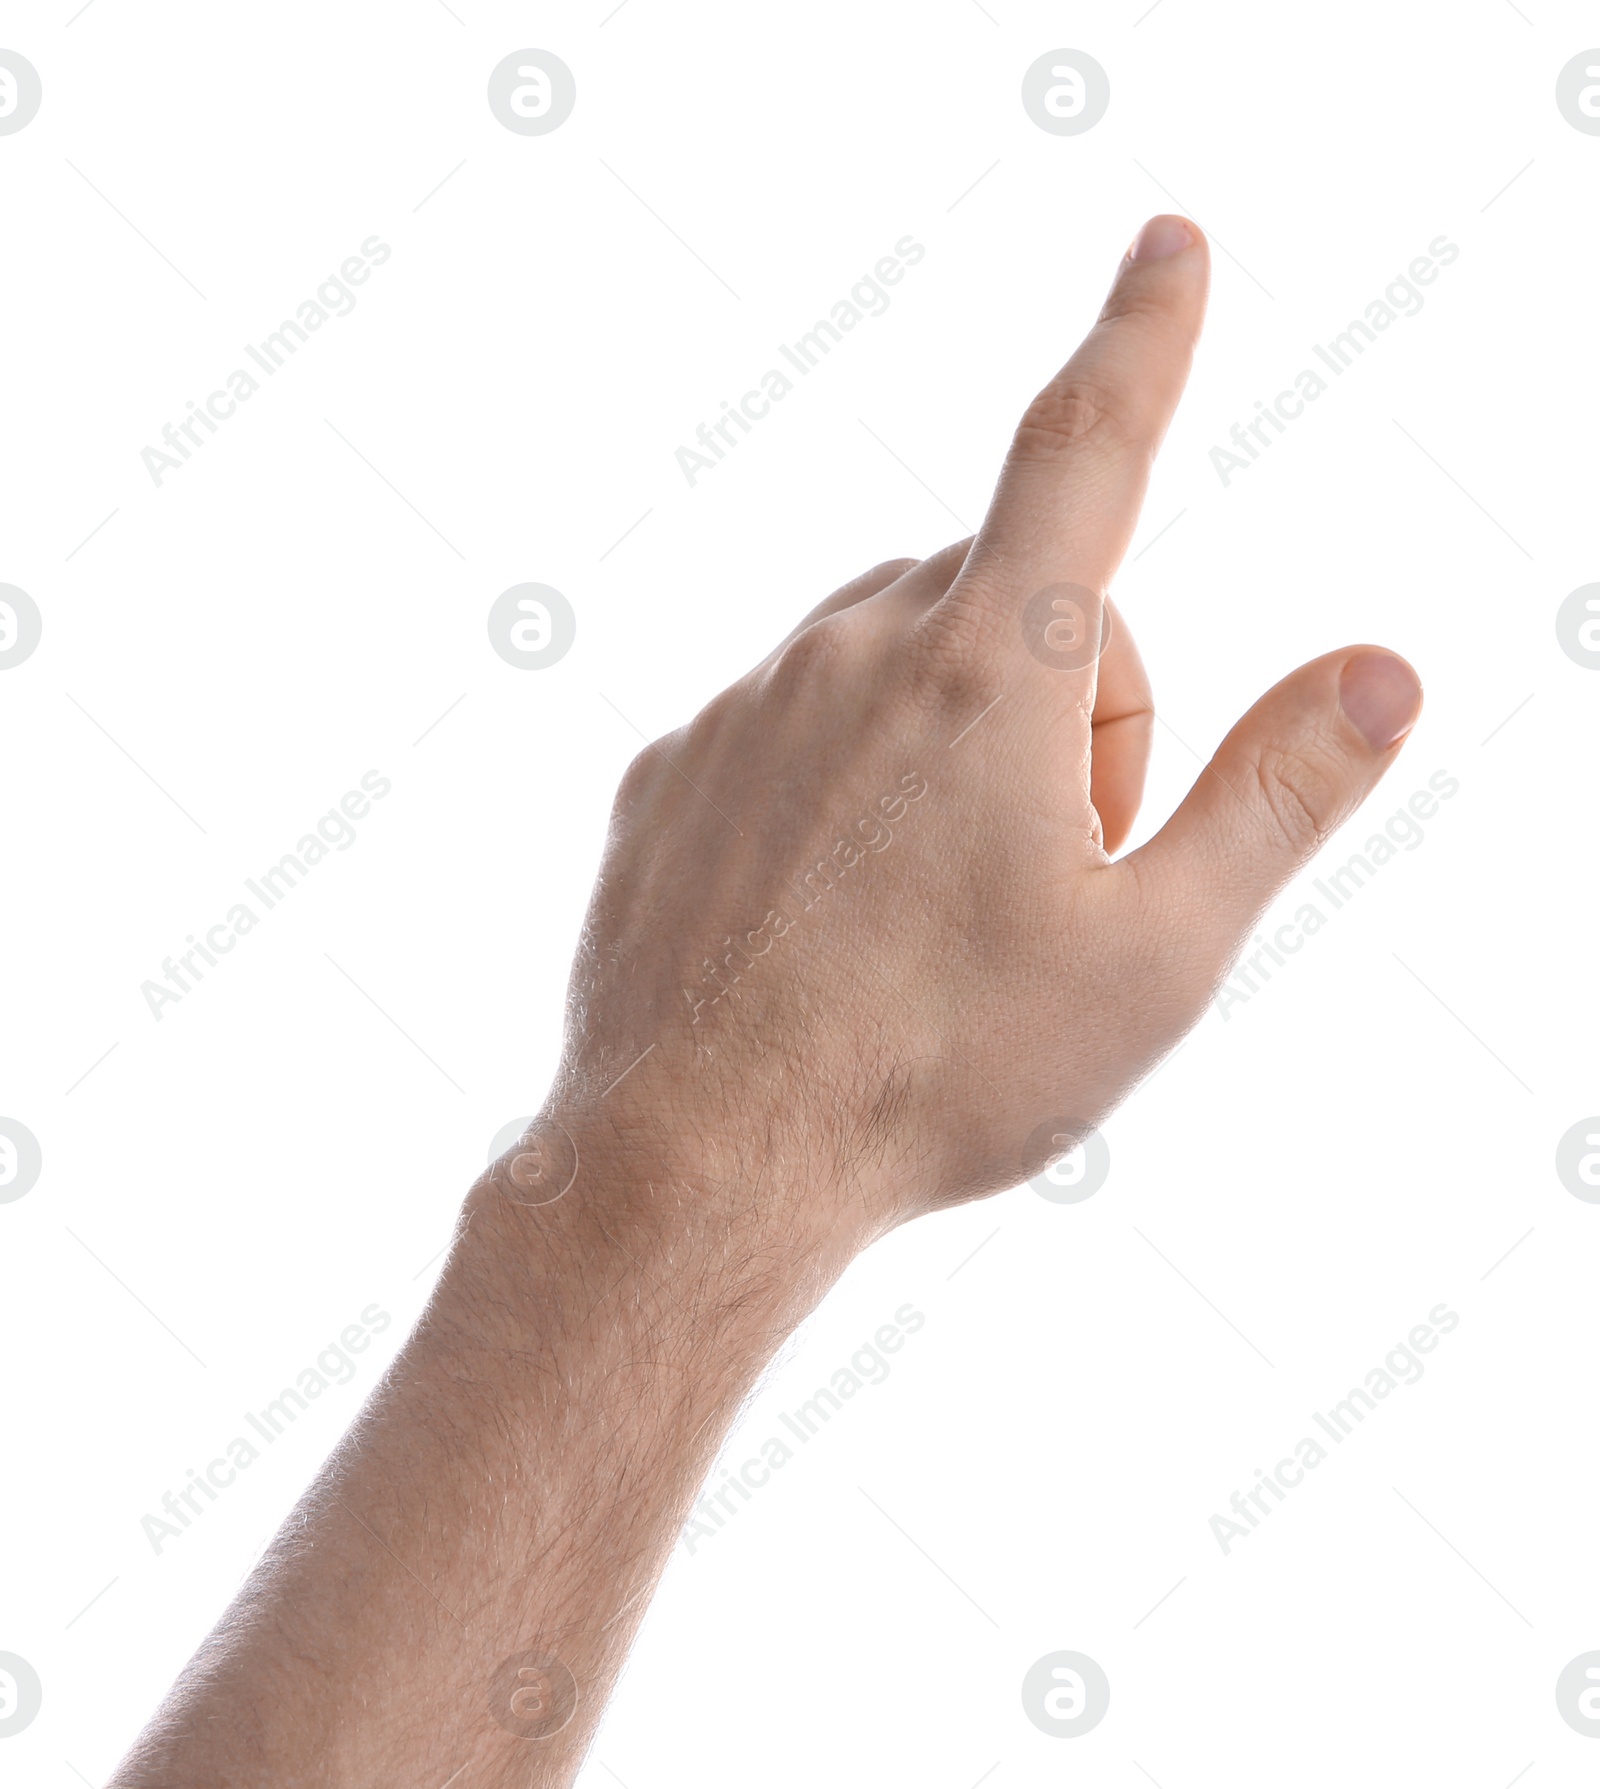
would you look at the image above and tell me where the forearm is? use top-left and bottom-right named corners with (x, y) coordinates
top-left (108, 1121), bottom-right (860, 1789)
top-left (104, 216), bottom-right (1423, 1784)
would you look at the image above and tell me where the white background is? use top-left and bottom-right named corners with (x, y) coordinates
top-left (2, 2), bottom-right (1597, 1784)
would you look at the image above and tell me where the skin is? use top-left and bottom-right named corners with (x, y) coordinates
top-left (107, 217), bottom-right (1422, 1788)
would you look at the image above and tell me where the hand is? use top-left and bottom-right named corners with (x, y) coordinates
top-left (110, 217), bottom-right (1426, 1789)
top-left (537, 214), bottom-right (1422, 1239)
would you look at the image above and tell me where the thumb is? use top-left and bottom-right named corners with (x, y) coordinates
top-left (1126, 647), bottom-right (1423, 978)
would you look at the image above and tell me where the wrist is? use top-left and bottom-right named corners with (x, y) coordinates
top-left (500, 1092), bottom-right (881, 1247)
top-left (435, 1104), bottom-right (870, 1362)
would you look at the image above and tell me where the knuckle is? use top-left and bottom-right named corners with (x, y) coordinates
top-left (615, 742), bottom-right (662, 810)
top-left (866, 556), bottom-right (919, 586)
top-left (1251, 740), bottom-right (1345, 851)
top-left (1010, 376), bottom-right (1121, 462)
top-left (685, 682), bottom-right (745, 746)
top-left (909, 598), bottom-right (1003, 708)
top-left (765, 612), bottom-right (851, 693)
top-left (1096, 287), bottom-right (1173, 330)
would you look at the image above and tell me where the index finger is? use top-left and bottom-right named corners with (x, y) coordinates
top-left (926, 216), bottom-right (1210, 665)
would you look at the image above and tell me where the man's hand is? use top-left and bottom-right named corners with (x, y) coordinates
top-left (543, 212), bottom-right (1421, 1238)
top-left (108, 216), bottom-right (1421, 1789)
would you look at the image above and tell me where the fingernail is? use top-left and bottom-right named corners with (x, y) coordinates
top-left (1128, 216), bottom-right (1193, 263)
top-left (1339, 651), bottom-right (1423, 751)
